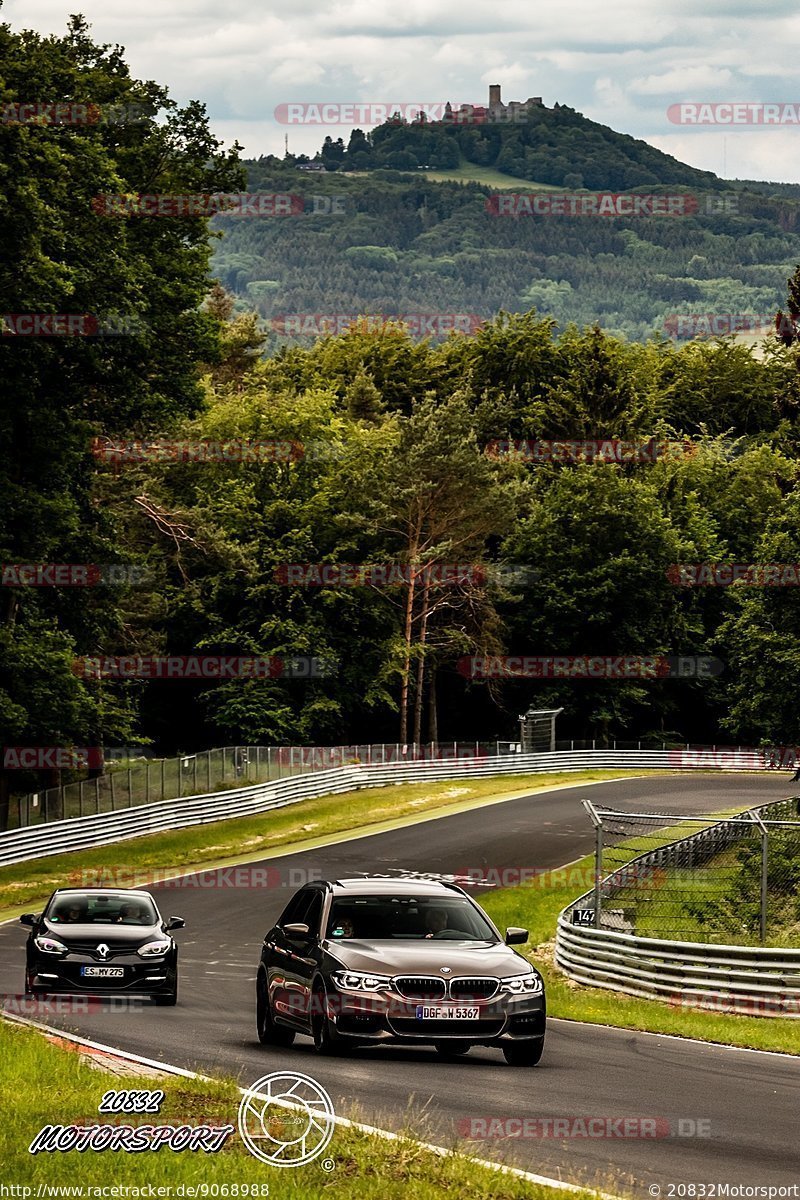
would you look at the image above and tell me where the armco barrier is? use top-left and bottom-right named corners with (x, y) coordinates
top-left (554, 919), bottom-right (800, 1016)
top-left (555, 797), bottom-right (800, 1016)
top-left (0, 747), bottom-right (784, 867)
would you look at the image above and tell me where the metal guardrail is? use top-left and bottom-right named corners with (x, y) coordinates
top-left (0, 747), bottom-right (785, 868)
top-left (8, 741), bottom-right (523, 828)
top-left (12, 740), bottom-right (788, 830)
top-left (556, 798), bottom-right (800, 1017)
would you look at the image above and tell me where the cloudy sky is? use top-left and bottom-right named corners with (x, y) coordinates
top-left (4, 0), bottom-right (800, 182)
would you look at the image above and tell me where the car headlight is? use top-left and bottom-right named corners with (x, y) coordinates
top-left (500, 970), bottom-right (544, 995)
top-left (331, 970), bottom-right (392, 992)
top-left (34, 936), bottom-right (67, 955)
top-left (137, 940), bottom-right (171, 958)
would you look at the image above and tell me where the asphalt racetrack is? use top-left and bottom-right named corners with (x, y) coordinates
top-left (2, 774), bottom-right (798, 1194)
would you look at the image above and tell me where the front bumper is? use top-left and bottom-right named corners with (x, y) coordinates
top-left (28, 953), bottom-right (174, 996)
top-left (326, 987), bottom-right (546, 1044)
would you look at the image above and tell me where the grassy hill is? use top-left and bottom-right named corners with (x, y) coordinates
top-left (415, 160), bottom-right (560, 190)
top-left (310, 102), bottom-right (723, 191)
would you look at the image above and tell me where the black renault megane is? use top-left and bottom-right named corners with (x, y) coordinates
top-left (256, 877), bottom-right (546, 1065)
top-left (21, 888), bottom-right (185, 1006)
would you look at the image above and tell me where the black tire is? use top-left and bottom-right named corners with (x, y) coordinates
top-left (154, 968), bottom-right (178, 1007)
top-left (434, 1040), bottom-right (471, 1058)
top-left (311, 985), bottom-right (342, 1056)
top-left (256, 972), bottom-right (295, 1046)
top-left (503, 1038), bottom-right (544, 1067)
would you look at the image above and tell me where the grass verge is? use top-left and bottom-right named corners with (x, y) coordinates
top-left (479, 853), bottom-right (800, 1055)
top-left (0, 1018), bottom-right (607, 1198)
top-left (0, 770), bottom-right (656, 917)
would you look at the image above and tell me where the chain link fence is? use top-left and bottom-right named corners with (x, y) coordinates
top-left (579, 798), bottom-right (800, 947)
top-left (7, 741), bottom-right (518, 829)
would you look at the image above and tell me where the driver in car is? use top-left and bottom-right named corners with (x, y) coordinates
top-left (116, 904), bottom-right (141, 924)
top-left (57, 903), bottom-right (84, 923)
top-left (331, 917), bottom-right (355, 938)
top-left (424, 908), bottom-right (448, 938)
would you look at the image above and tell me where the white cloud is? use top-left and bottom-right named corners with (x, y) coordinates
top-left (629, 66), bottom-right (734, 95)
top-left (4, 0), bottom-right (800, 180)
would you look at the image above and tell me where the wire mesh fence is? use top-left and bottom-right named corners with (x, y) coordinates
top-left (6, 741), bottom-right (518, 830)
top-left (576, 798), bottom-right (800, 947)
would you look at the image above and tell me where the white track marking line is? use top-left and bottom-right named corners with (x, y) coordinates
top-left (549, 1017), bottom-right (800, 1060)
top-left (2, 1011), bottom-right (619, 1198)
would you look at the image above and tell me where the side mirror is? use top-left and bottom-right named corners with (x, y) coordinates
top-left (283, 922), bottom-right (311, 940)
top-left (505, 927), bottom-right (529, 945)
top-left (166, 917), bottom-right (185, 931)
top-left (19, 914), bottom-right (38, 927)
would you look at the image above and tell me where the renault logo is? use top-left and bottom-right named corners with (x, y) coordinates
top-left (96, 944), bottom-right (109, 960)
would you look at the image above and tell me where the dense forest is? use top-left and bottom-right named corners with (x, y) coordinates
top-left (212, 159), bottom-right (800, 343)
top-left (5, 17), bottom-right (800, 823)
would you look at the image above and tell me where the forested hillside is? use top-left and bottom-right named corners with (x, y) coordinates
top-left (309, 103), bottom-right (721, 190)
top-left (212, 160), bottom-right (800, 342)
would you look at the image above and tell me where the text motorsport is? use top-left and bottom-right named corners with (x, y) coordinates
top-left (458, 655), bottom-right (725, 679)
top-left (29, 1123), bottom-right (234, 1155)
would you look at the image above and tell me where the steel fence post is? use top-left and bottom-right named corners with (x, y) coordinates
top-left (760, 828), bottom-right (769, 945)
top-left (749, 810), bottom-right (769, 945)
top-left (581, 797), bottom-right (604, 928)
top-left (595, 822), bottom-right (603, 927)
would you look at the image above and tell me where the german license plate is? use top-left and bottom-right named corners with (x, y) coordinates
top-left (415, 1006), bottom-right (479, 1020)
top-left (81, 966), bottom-right (124, 978)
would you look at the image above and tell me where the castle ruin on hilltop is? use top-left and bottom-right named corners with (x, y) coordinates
top-left (450, 84), bottom-right (545, 124)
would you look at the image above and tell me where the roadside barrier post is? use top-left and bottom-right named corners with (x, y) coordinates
top-left (750, 809), bottom-right (769, 945)
top-left (582, 797), bottom-right (604, 926)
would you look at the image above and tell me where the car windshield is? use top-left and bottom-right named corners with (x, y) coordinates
top-left (326, 895), bottom-right (498, 941)
top-left (46, 893), bottom-right (158, 927)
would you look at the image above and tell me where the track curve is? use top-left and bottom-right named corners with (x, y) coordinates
top-left (2, 774), bottom-right (798, 1194)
